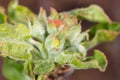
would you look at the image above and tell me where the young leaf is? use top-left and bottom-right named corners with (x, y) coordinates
top-left (69, 50), bottom-right (107, 72)
top-left (38, 7), bottom-right (47, 28)
top-left (47, 19), bottom-right (57, 34)
top-left (8, 0), bottom-right (36, 24)
top-left (89, 23), bottom-right (120, 39)
top-left (49, 7), bottom-right (59, 20)
top-left (34, 59), bottom-right (55, 74)
top-left (83, 23), bottom-right (120, 49)
top-left (55, 50), bottom-right (107, 72)
top-left (0, 23), bottom-right (32, 60)
top-left (30, 48), bottom-right (43, 62)
top-left (27, 17), bottom-right (46, 42)
top-left (57, 24), bottom-right (68, 39)
top-left (84, 30), bottom-right (119, 50)
top-left (59, 13), bottom-right (78, 26)
top-left (2, 58), bottom-right (31, 80)
top-left (28, 39), bottom-right (48, 59)
top-left (54, 50), bottom-right (83, 64)
top-left (0, 41), bottom-right (32, 61)
top-left (61, 5), bottom-right (111, 23)
top-left (74, 44), bottom-right (87, 57)
top-left (45, 34), bottom-right (65, 55)
top-left (74, 32), bottom-right (87, 44)
top-left (67, 24), bottom-right (81, 44)
top-left (0, 23), bottom-right (31, 41)
top-left (94, 50), bottom-right (107, 71)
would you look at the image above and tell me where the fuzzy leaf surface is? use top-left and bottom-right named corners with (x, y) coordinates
top-left (83, 23), bottom-right (120, 49)
top-left (34, 59), bottom-right (55, 74)
top-left (0, 23), bottom-right (32, 60)
top-left (55, 50), bottom-right (107, 72)
top-left (61, 5), bottom-right (111, 23)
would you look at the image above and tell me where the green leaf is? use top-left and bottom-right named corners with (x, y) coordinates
top-left (0, 23), bottom-right (31, 41)
top-left (70, 50), bottom-right (107, 72)
top-left (24, 60), bottom-right (35, 79)
top-left (57, 24), bottom-right (68, 39)
top-left (0, 23), bottom-right (32, 60)
top-left (94, 50), bottom-right (107, 71)
top-left (30, 48), bottom-right (43, 62)
top-left (34, 59), bottom-right (55, 74)
top-left (47, 20), bottom-right (57, 34)
top-left (49, 7), bottom-right (59, 20)
top-left (8, 0), bottom-right (36, 24)
top-left (84, 30), bottom-right (119, 50)
top-left (59, 13), bottom-right (78, 26)
top-left (67, 24), bottom-right (81, 44)
top-left (54, 50), bottom-right (83, 64)
top-left (62, 5), bottom-right (111, 23)
top-left (28, 39), bottom-right (48, 59)
top-left (15, 24), bottom-right (31, 40)
top-left (0, 41), bottom-right (32, 61)
top-left (55, 50), bottom-right (107, 72)
top-left (27, 17), bottom-right (45, 42)
top-left (2, 58), bottom-right (31, 80)
top-left (89, 23), bottom-right (120, 39)
top-left (38, 7), bottom-right (47, 28)
top-left (0, 7), bottom-right (7, 24)
top-left (83, 23), bottom-right (120, 49)
top-left (45, 34), bottom-right (65, 55)
top-left (74, 44), bottom-right (87, 57)
top-left (73, 32), bottom-right (87, 44)
top-left (70, 32), bottom-right (88, 57)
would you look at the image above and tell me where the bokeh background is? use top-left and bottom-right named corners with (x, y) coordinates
top-left (0, 0), bottom-right (120, 80)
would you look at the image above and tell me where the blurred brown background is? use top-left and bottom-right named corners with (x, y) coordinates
top-left (0, 0), bottom-right (120, 80)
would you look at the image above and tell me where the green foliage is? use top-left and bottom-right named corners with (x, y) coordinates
top-left (0, 7), bottom-right (7, 24)
top-left (83, 23), bottom-right (120, 49)
top-left (2, 58), bottom-right (31, 80)
top-left (8, 0), bottom-right (36, 24)
top-left (62, 4), bottom-right (111, 23)
top-left (34, 59), bottom-right (55, 74)
top-left (0, 0), bottom-right (120, 80)
top-left (0, 24), bottom-right (32, 60)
